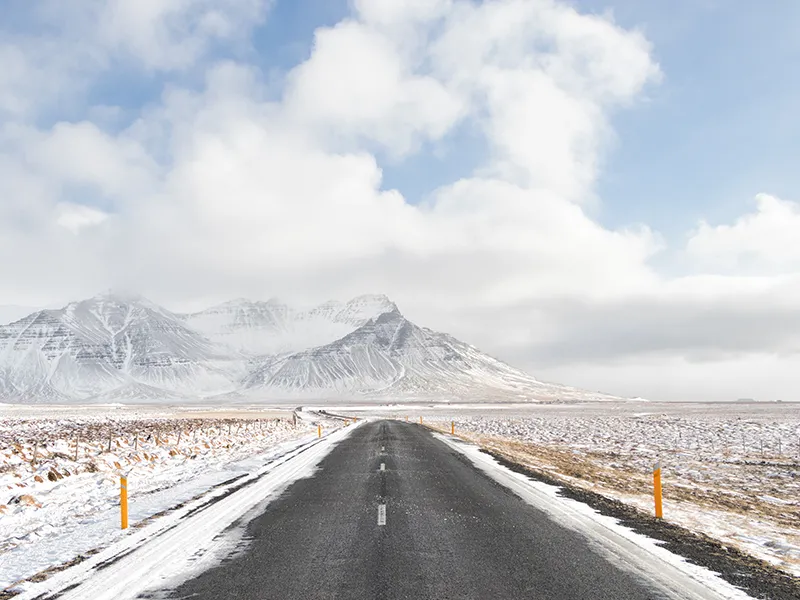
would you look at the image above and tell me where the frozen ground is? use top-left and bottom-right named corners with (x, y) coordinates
top-left (416, 405), bottom-right (800, 576)
top-left (0, 409), bottom-right (329, 592)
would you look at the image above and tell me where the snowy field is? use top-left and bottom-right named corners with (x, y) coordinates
top-left (0, 407), bottom-right (325, 592)
top-left (418, 404), bottom-right (800, 576)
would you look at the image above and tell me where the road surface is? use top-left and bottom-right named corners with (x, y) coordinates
top-left (162, 420), bottom-right (677, 599)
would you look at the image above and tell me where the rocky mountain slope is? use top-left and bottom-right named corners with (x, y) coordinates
top-left (0, 293), bottom-right (240, 402)
top-left (243, 307), bottom-right (611, 401)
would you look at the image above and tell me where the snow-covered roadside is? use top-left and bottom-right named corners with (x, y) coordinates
top-left (0, 415), bottom-right (325, 591)
top-left (11, 423), bottom-right (361, 600)
top-left (433, 432), bottom-right (754, 600)
top-left (427, 415), bottom-right (800, 576)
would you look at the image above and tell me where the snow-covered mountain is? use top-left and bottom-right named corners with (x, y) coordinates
top-left (243, 307), bottom-right (615, 402)
top-left (0, 292), bottom-right (242, 403)
top-left (0, 292), bottom-right (617, 403)
top-left (181, 294), bottom-right (398, 355)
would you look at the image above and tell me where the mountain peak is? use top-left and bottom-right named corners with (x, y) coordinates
top-left (242, 302), bottom-right (554, 398)
top-left (91, 289), bottom-right (152, 306)
top-left (339, 294), bottom-right (399, 321)
top-left (346, 294), bottom-right (396, 308)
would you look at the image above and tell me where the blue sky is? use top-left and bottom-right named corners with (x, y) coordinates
top-left (580, 1), bottom-right (800, 237)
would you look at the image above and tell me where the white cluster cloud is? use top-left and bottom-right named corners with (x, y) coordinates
top-left (0, 0), bottom-right (798, 401)
top-left (285, 20), bottom-right (464, 156)
top-left (687, 194), bottom-right (800, 274)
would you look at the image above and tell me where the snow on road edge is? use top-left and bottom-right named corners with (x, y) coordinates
top-left (13, 423), bottom-right (362, 600)
top-left (433, 432), bottom-right (754, 600)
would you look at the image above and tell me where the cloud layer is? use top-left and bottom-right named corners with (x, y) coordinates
top-left (0, 0), bottom-right (798, 401)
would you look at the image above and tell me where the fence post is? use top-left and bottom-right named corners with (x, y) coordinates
top-left (653, 461), bottom-right (663, 519)
top-left (120, 474), bottom-right (129, 530)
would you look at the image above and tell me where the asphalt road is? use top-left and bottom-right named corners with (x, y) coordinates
top-left (164, 420), bottom-right (669, 600)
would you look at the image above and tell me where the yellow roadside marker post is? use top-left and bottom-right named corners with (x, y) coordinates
top-left (120, 474), bottom-right (129, 530)
top-left (653, 461), bottom-right (663, 519)
top-left (318, 425), bottom-right (322, 438)
top-left (419, 416), bottom-right (423, 424)
top-left (451, 421), bottom-right (455, 435)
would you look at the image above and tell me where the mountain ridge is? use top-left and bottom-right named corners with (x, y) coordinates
top-left (0, 292), bottom-right (619, 403)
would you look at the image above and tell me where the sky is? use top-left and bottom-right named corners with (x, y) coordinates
top-left (1, 0), bottom-right (799, 402)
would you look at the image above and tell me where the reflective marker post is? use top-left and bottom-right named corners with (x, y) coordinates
top-left (120, 474), bottom-right (129, 530)
top-left (318, 425), bottom-right (322, 438)
top-left (653, 462), bottom-right (663, 519)
top-left (451, 421), bottom-right (455, 435)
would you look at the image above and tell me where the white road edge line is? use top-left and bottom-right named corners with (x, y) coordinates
top-left (377, 504), bottom-right (387, 526)
top-left (16, 424), bottom-right (363, 600)
top-left (432, 433), bottom-right (754, 600)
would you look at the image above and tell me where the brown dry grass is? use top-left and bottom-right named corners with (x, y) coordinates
top-left (431, 425), bottom-right (800, 530)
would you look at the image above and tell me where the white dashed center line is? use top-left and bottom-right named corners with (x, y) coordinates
top-left (380, 463), bottom-right (385, 471)
top-left (378, 504), bottom-right (387, 526)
